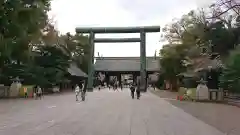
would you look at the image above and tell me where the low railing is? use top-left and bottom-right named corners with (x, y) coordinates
top-left (208, 89), bottom-right (224, 101)
top-left (223, 91), bottom-right (240, 105)
top-left (222, 90), bottom-right (240, 99)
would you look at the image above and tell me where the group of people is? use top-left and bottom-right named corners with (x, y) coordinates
top-left (75, 78), bottom-right (144, 100)
top-left (96, 80), bottom-right (123, 91)
top-left (23, 85), bottom-right (42, 99)
top-left (33, 86), bottom-right (43, 100)
top-left (108, 80), bottom-right (122, 91)
top-left (23, 86), bottom-right (43, 99)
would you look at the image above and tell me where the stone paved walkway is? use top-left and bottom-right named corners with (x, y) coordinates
top-left (0, 88), bottom-right (225, 135)
top-left (151, 89), bottom-right (240, 135)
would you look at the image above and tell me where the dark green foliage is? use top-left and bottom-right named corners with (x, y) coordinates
top-left (182, 77), bottom-right (198, 89)
top-left (219, 48), bottom-right (240, 93)
top-left (1, 46), bottom-right (70, 87)
top-left (205, 21), bottom-right (236, 55)
top-left (159, 44), bottom-right (189, 90)
top-left (0, 1), bottom-right (90, 87)
top-left (155, 74), bottom-right (164, 89)
top-left (33, 46), bottom-right (70, 87)
top-left (0, 0), bottom-right (51, 62)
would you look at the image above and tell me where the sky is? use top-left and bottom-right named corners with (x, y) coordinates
top-left (48, 0), bottom-right (213, 57)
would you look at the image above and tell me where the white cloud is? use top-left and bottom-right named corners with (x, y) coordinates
top-left (49, 0), bottom-right (214, 57)
top-left (49, 0), bottom-right (137, 33)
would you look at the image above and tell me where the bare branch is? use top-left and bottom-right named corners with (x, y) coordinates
top-left (207, 4), bottom-right (240, 19)
top-left (207, 0), bottom-right (240, 19)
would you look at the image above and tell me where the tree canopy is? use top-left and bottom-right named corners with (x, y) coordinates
top-left (160, 0), bottom-right (240, 92)
top-left (0, 1), bottom-right (91, 87)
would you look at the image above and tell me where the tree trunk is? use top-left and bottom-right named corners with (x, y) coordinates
top-left (170, 79), bottom-right (179, 92)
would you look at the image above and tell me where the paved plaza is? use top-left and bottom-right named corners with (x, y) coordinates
top-left (0, 88), bottom-right (227, 135)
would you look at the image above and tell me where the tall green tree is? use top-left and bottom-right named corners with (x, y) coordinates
top-left (0, 0), bottom-right (51, 64)
top-left (160, 44), bottom-right (189, 90)
top-left (59, 33), bottom-right (90, 73)
top-left (0, 0), bottom-right (51, 82)
top-left (160, 0), bottom-right (240, 92)
top-left (33, 45), bottom-right (70, 87)
top-left (219, 47), bottom-right (240, 93)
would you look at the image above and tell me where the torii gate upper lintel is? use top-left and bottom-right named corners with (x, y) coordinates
top-left (75, 26), bottom-right (160, 92)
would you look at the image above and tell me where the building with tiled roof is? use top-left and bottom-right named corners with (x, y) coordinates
top-left (94, 57), bottom-right (160, 72)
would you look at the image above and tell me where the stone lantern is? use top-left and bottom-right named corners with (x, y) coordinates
top-left (9, 77), bottom-right (23, 97)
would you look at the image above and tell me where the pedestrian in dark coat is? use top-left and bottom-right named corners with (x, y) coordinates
top-left (130, 83), bottom-right (135, 99)
top-left (136, 79), bottom-right (141, 99)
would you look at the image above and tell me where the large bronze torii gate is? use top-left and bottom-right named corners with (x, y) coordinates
top-left (75, 26), bottom-right (160, 92)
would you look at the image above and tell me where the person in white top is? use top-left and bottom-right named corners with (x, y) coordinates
top-left (37, 86), bottom-right (42, 100)
top-left (75, 84), bottom-right (80, 101)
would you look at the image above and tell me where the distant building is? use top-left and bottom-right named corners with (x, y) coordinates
top-left (94, 57), bottom-right (160, 87)
top-left (94, 57), bottom-right (160, 73)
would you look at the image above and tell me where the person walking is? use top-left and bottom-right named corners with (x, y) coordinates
top-left (81, 82), bottom-right (85, 92)
top-left (33, 85), bottom-right (37, 100)
top-left (98, 83), bottom-right (101, 91)
top-left (120, 81), bottom-right (123, 91)
top-left (75, 84), bottom-right (80, 101)
top-left (130, 83), bottom-right (135, 99)
top-left (81, 81), bottom-right (86, 101)
top-left (136, 79), bottom-right (141, 100)
top-left (24, 87), bottom-right (28, 99)
top-left (136, 88), bottom-right (140, 99)
top-left (114, 81), bottom-right (118, 91)
top-left (37, 86), bottom-right (42, 100)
